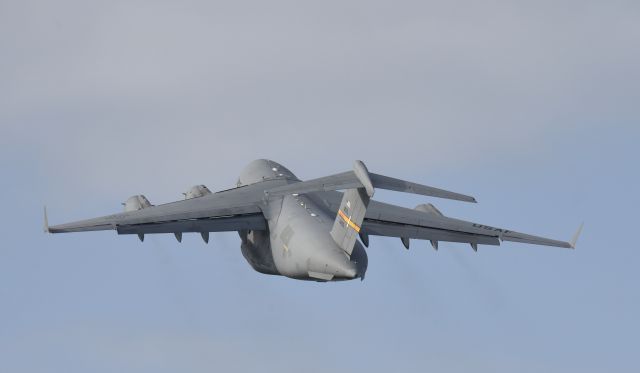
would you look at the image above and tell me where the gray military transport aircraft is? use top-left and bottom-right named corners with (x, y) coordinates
top-left (45, 159), bottom-right (582, 282)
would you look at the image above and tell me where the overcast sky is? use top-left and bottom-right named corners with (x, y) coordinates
top-left (1, 1), bottom-right (639, 372)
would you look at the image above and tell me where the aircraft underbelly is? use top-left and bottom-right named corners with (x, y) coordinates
top-left (268, 194), bottom-right (363, 281)
top-left (239, 228), bottom-right (279, 276)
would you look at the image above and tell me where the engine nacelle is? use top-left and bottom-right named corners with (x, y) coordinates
top-left (184, 185), bottom-right (212, 199)
top-left (122, 195), bottom-right (153, 212)
top-left (415, 203), bottom-right (444, 216)
top-left (415, 203), bottom-right (443, 250)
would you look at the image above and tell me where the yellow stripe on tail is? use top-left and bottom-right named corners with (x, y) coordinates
top-left (338, 209), bottom-right (361, 233)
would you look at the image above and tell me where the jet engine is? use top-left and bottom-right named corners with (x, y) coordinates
top-left (183, 185), bottom-right (212, 199)
top-left (122, 195), bottom-right (153, 212)
top-left (414, 203), bottom-right (477, 251)
top-left (415, 203), bottom-right (444, 250)
top-left (415, 203), bottom-right (443, 217)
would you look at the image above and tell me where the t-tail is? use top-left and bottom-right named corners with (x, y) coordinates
top-left (330, 161), bottom-right (374, 255)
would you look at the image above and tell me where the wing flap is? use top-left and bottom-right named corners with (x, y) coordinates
top-left (116, 214), bottom-right (266, 235)
top-left (266, 171), bottom-right (361, 196)
top-left (363, 220), bottom-right (500, 245)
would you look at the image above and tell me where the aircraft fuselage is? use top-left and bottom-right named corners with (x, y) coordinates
top-left (237, 160), bottom-right (367, 281)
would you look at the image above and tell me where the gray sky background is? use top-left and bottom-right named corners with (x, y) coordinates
top-left (1, 1), bottom-right (638, 372)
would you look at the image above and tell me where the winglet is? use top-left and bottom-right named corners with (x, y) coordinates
top-left (570, 222), bottom-right (584, 249)
top-left (43, 206), bottom-right (50, 233)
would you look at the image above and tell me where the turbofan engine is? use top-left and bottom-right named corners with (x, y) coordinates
top-left (183, 185), bottom-right (212, 199)
top-left (414, 203), bottom-right (444, 250)
top-left (122, 195), bottom-right (153, 212)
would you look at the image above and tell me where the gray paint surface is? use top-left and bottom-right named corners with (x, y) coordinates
top-left (48, 159), bottom-right (578, 282)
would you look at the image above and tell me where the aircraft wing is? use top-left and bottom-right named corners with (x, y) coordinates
top-left (360, 200), bottom-right (580, 250)
top-left (46, 184), bottom-right (268, 238)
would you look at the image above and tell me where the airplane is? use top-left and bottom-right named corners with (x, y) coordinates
top-left (44, 159), bottom-right (582, 282)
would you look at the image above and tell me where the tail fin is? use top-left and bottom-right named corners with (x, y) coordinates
top-left (330, 161), bottom-right (373, 255)
top-left (331, 188), bottom-right (370, 255)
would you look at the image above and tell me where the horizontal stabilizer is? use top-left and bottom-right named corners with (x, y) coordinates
top-left (369, 173), bottom-right (476, 203)
top-left (266, 171), bottom-right (360, 196)
top-left (266, 161), bottom-right (476, 203)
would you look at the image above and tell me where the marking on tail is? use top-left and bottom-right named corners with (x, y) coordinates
top-left (338, 209), bottom-right (361, 233)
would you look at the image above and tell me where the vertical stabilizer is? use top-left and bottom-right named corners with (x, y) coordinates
top-left (330, 161), bottom-right (374, 255)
